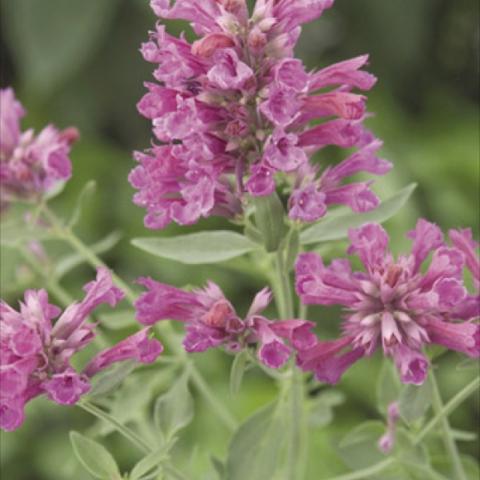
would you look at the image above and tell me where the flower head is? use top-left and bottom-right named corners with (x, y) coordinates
top-left (132, 1), bottom-right (386, 228)
top-left (0, 268), bottom-right (162, 431)
top-left (135, 278), bottom-right (315, 367)
top-left (0, 88), bottom-right (79, 210)
top-left (295, 220), bottom-right (479, 385)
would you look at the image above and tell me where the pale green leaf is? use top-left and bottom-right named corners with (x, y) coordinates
top-left (399, 381), bottom-right (432, 424)
top-left (309, 390), bottom-right (345, 428)
top-left (154, 374), bottom-right (194, 440)
top-left (68, 180), bottom-right (97, 229)
top-left (55, 231), bottom-right (122, 279)
top-left (337, 421), bottom-right (385, 470)
top-left (129, 446), bottom-right (169, 480)
top-left (225, 402), bottom-right (287, 480)
top-left (300, 183), bottom-right (417, 245)
top-left (132, 231), bottom-right (258, 264)
top-left (229, 350), bottom-right (249, 396)
top-left (88, 361), bottom-right (136, 398)
top-left (69, 431), bottom-right (121, 480)
top-left (252, 193), bottom-right (288, 252)
top-left (377, 362), bottom-right (402, 416)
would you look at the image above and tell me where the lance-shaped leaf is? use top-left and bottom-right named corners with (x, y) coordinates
top-left (252, 193), bottom-right (288, 252)
top-left (68, 180), bottom-right (97, 229)
top-left (398, 381), bottom-right (432, 425)
top-left (154, 373), bottom-right (194, 440)
top-left (225, 402), bottom-right (287, 480)
top-left (87, 360), bottom-right (136, 398)
top-left (132, 231), bottom-right (258, 264)
top-left (300, 183), bottom-right (417, 245)
top-left (69, 431), bottom-right (121, 480)
top-left (229, 350), bottom-right (249, 396)
top-left (129, 445), bottom-right (170, 480)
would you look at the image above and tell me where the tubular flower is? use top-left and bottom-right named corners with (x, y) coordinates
top-left (0, 268), bottom-right (162, 432)
top-left (0, 88), bottom-right (79, 211)
top-left (135, 278), bottom-right (316, 368)
top-left (295, 220), bottom-right (480, 385)
top-left (131, 0), bottom-right (386, 228)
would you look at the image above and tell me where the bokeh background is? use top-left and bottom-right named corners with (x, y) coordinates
top-left (1, 0), bottom-right (479, 478)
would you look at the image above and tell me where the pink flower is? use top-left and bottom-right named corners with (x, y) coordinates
top-left (0, 88), bottom-right (78, 210)
top-left (289, 140), bottom-right (392, 222)
top-left (378, 402), bottom-right (400, 453)
top-left (135, 278), bottom-right (315, 368)
top-left (133, 0), bottom-right (384, 228)
top-left (0, 268), bottom-right (162, 432)
top-left (295, 220), bottom-right (479, 385)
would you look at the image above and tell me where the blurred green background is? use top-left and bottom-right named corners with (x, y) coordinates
top-left (0, 0), bottom-right (479, 479)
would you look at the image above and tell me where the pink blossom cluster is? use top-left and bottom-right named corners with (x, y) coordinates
top-left (0, 88), bottom-right (78, 211)
top-left (130, 0), bottom-right (390, 229)
top-left (0, 268), bottom-right (163, 431)
top-left (135, 278), bottom-right (316, 368)
top-left (295, 220), bottom-right (480, 385)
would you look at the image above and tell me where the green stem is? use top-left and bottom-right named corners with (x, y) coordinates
top-left (327, 458), bottom-right (395, 480)
top-left (328, 375), bottom-right (480, 480)
top-left (274, 249), bottom-right (294, 319)
top-left (43, 205), bottom-right (238, 432)
top-left (78, 401), bottom-right (152, 454)
top-left (273, 246), bottom-right (305, 480)
top-left (429, 371), bottom-right (468, 480)
top-left (415, 376), bottom-right (480, 444)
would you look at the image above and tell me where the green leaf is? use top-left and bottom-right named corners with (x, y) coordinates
top-left (132, 231), bottom-right (258, 264)
top-left (398, 381), bottom-right (432, 425)
top-left (68, 180), bottom-right (97, 229)
top-left (2, 0), bottom-right (120, 95)
top-left (154, 373), bottom-right (194, 440)
top-left (54, 231), bottom-right (122, 279)
top-left (309, 390), bottom-right (345, 428)
top-left (225, 402), bottom-right (287, 480)
top-left (99, 310), bottom-right (137, 331)
top-left (229, 350), bottom-right (249, 396)
top-left (210, 456), bottom-right (226, 480)
top-left (300, 183), bottom-right (417, 245)
top-left (87, 361), bottom-right (137, 398)
top-left (129, 446), bottom-right (169, 480)
top-left (69, 431), bottom-right (121, 480)
top-left (337, 421), bottom-right (385, 470)
top-left (0, 214), bottom-right (51, 247)
top-left (252, 193), bottom-right (288, 252)
top-left (377, 362), bottom-right (402, 416)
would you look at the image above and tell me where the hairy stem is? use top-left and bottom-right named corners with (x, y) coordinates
top-left (328, 375), bottom-right (480, 480)
top-left (78, 400), bottom-right (152, 454)
top-left (429, 370), bottom-right (468, 480)
top-left (41, 205), bottom-right (238, 432)
top-left (273, 246), bottom-right (305, 480)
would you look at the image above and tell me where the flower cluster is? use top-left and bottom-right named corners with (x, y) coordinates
top-left (130, 0), bottom-right (390, 229)
top-left (0, 268), bottom-right (163, 431)
top-left (295, 220), bottom-right (480, 385)
top-left (0, 88), bottom-right (79, 211)
top-left (135, 278), bottom-right (316, 368)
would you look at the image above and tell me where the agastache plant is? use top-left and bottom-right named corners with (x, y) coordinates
top-left (0, 1), bottom-right (478, 480)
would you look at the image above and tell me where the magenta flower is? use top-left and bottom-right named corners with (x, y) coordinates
top-left (0, 88), bottom-right (78, 211)
top-left (131, 0), bottom-right (385, 228)
top-left (135, 277), bottom-right (315, 368)
top-left (0, 268), bottom-right (162, 431)
top-left (295, 220), bottom-right (479, 385)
